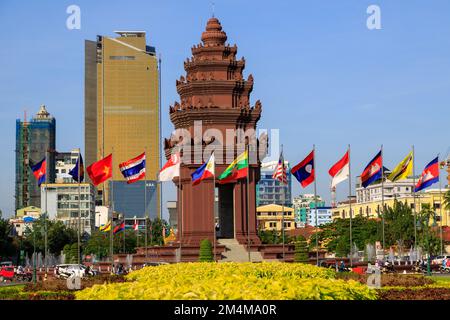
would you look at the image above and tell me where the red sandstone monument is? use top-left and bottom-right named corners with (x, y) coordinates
top-left (164, 17), bottom-right (267, 248)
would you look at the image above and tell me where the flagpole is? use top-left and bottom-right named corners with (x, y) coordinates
top-left (77, 148), bottom-right (81, 265)
top-left (110, 151), bottom-right (114, 274)
top-left (439, 156), bottom-right (443, 257)
top-left (381, 144), bottom-right (385, 251)
top-left (412, 145), bottom-right (417, 251)
top-left (313, 144), bottom-right (319, 266)
top-left (144, 152), bottom-right (148, 263)
top-left (348, 144), bottom-right (353, 267)
top-left (179, 171), bottom-right (182, 262)
top-left (281, 144), bottom-right (285, 261)
top-left (44, 149), bottom-right (48, 269)
top-left (213, 152), bottom-right (216, 262)
top-left (247, 144), bottom-right (251, 262)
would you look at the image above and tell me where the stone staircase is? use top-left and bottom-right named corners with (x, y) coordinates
top-left (217, 239), bottom-right (263, 262)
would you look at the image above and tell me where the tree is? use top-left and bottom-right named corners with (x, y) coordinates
top-left (63, 243), bottom-right (79, 264)
top-left (417, 204), bottom-right (441, 256)
top-left (199, 239), bottom-right (213, 262)
top-left (293, 236), bottom-right (309, 263)
top-left (0, 218), bottom-right (17, 261)
top-left (443, 189), bottom-right (450, 210)
top-left (383, 200), bottom-right (415, 248)
top-left (22, 216), bottom-right (77, 256)
top-left (146, 218), bottom-right (170, 246)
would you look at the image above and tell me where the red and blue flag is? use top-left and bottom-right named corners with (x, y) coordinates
top-left (415, 157), bottom-right (439, 192)
top-left (119, 152), bottom-right (146, 184)
top-left (113, 221), bottom-right (125, 235)
top-left (191, 153), bottom-right (215, 186)
top-left (31, 157), bottom-right (46, 186)
top-left (291, 150), bottom-right (314, 188)
top-left (361, 150), bottom-right (382, 188)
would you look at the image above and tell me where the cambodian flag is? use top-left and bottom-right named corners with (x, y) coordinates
top-left (291, 150), bottom-right (315, 188)
top-left (415, 157), bottom-right (439, 192)
top-left (119, 152), bottom-right (146, 184)
top-left (31, 157), bottom-right (46, 186)
top-left (113, 221), bottom-right (125, 234)
top-left (191, 153), bottom-right (215, 186)
top-left (361, 150), bottom-right (382, 188)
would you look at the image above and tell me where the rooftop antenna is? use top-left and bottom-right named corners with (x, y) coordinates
top-left (24, 110), bottom-right (27, 122)
top-left (211, 1), bottom-right (215, 17)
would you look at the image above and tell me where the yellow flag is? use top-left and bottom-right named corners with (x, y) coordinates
top-left (99, 221), bottom-right (111, 232)
top-left (388, 151), bottom-right (413, 182)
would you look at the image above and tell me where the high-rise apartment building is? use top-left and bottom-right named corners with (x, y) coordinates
top-left (85, 31), bottom-right (160, 218)
top-left (15, 105), bottom-right (56, 211)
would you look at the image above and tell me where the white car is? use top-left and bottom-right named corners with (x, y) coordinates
top-left (54, 264), bottom-right (89, 279)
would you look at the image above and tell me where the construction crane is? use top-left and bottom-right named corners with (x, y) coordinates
top-left (439, 147), bottom-right (450, 188)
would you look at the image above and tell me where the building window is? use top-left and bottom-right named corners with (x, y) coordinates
top-left (109, 55), bottom-right (136, 60)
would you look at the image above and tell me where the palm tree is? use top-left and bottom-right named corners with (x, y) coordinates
top-left (442, 189), bottom-right (450, 210)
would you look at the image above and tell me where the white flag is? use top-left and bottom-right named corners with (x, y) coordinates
top-left (159, 153), bottom-right (180, 181)
top-left (329, 150), bottom-right (350, 188)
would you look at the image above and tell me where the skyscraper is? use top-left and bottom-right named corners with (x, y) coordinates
top-left (15, 105), bottom-right (56, 211)
top-left (85, 31), bottom-right (160, 219)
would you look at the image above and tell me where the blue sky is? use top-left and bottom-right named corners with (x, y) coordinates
top-left (1, 1), bottom-right (450, 219)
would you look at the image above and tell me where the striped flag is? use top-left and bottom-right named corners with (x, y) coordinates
top-left (119, 152), bottom-right (146, 184)
top-left (272, 151), bottom-right (287, 185)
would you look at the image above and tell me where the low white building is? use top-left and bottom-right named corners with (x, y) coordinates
top-left (41, 183), bottom-right (95, 234)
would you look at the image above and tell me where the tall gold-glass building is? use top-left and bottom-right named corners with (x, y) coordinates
top-left (85, 31), bottom-right (160, 219)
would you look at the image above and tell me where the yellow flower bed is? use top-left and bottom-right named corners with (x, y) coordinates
top-left (75, 262), bottom-right (377, 300)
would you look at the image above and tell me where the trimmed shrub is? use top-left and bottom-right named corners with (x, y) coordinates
top-left (76, 262), bottom-right (377, 300)
top-left (199, 239), bottom-right (213, 262)
top-left (294, 236), bottom-right (309, 263)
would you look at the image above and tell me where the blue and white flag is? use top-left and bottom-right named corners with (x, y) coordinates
top-left (119, 152), bottom-right (146, 184)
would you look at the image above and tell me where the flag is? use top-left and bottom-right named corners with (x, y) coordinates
top-left (291, 150), bottom-right (314, 188)
top-left (133, 219), bottom-right (139, 231)
top-left (415, 157), bottom-right (439, 192)
top-left (159, 153), bottom-right (181, 181)
top-left (361, 150), bottom-right (382, 188)
top-left (69, 154), bottom-right (84, 182)
top-left (31, 157), bottom-right (46, 186)
top-left (218, 150), bottom-right (248, 184)
top-left (87, 154), bottom-right (113, 186)
top-left (113, 221), bottom-right (125, 235)
top-left (388, 151), bottom-right (413, 182)
top-left (272, 151), bottom-right (287, 184)
top-left (329, 150), bottom-right (349, 188)
top-left (191, 153), bottom-right (215, 186)
top-left (119, 152), bottom-right (146, 184)
top-left (99, 221), bottom-right (111, 232)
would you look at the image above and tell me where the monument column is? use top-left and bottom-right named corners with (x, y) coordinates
top-left (164, 17), bottom-right (266, 247)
